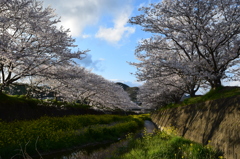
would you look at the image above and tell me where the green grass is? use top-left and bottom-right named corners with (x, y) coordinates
top-left (0, 114), bottom-right (149, 158)
top-left (0, 93), bottom-right (90, 109)
top-left (110, 128), bottom-right (223, 159)
top-left (161, 86), bottom-right (240, 110)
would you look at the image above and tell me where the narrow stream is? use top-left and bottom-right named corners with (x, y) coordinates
top-left (39, 120), bottom-right (157, 159)
top-left (144, 120), bottom-right (157, 134)
top-left (41, 141), bottom-right (115, 159)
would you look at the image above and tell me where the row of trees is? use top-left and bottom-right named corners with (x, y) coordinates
top-left (0, 0), bottom-right (136, 110)
top-left (24, 65), bottom-right (136, 110)
top-left (129, 0), bottom-right (240, 108)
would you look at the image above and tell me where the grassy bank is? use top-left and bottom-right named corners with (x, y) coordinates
top-left (0, 93), bottom-right (106, 122)
top-left (162, 86), bottom-right (240, 110)
top-left (109, 128), bottom-right (223, 159)
top-left (0, 93), bottom-right (90, 108)
top-left (0, 114), bottom-right (149, 158)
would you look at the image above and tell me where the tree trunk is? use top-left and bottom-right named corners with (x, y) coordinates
top-left (189, 91), bottom-right (196, 97)
top-left (188, 83), bottom-right (200, 97)
top-left (0, 84), bottom-right (5, 94)
top-left (211, 78), bottom-right (222, 90)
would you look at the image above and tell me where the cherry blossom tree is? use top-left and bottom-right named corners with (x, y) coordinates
top-left (129, 0), bottom-right (240, 89)
top-left (0, 0), bottom-right (87, 92)
top-left (0, 0), bottom-right (136, 111)
top-left (40, 65), bottom-right (136, 110)
top-left (137, 79), bottom-right (184, 109)
top-left (129, 38), bottom-right (201, 97)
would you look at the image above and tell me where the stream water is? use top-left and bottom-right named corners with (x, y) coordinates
top-left (41, 141), bottom-right (115, 159)
top-left (38, 120), bottom-right (157, 159)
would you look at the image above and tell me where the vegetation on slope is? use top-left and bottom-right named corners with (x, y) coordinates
top-left (0, 93), bottom-right (89, 108)
top-left (116, 82), bottom-right (130, 91)
top-left (125, 87), bottom-right (139, 103)
top-left (0, 93), bottom-right (98, 121)
top-left (116, 82), bottom-right (139, 103)
top-left (109, 128), bottom-right (223, 159)
top-left (162, 86), bottom-right (240, 110)
top-left (0, 114), bottom-right (149, 158)
top-left (73, 127), bottom-right (222, 159)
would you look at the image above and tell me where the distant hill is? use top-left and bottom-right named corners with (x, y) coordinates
top-left (116, 82), bottom-right (139, 103)
top-left (116, 82), bottom-right (130, 91)
top-left (126, 87), bottom-right (139, 102)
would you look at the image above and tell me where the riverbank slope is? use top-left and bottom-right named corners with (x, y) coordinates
top-left (151, 94), bottom-right (240, 159)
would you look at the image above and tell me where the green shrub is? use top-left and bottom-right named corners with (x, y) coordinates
top-left (0, 114), bottom-right (146, 158)
top-left (110, 129), bottom-right (223, 159)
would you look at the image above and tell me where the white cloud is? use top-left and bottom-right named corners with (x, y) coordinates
top-left (95, 6), bottom-right (135, 44)
top-left (98, 58), bottom-right (105, 61)
top-left (43, 0), bottom-right (134, 38)
top-left (78, 54), bottom-right (104, 71)
top-left (43, 0), bottom-right (102, 37)
top-left (81, 34), bottom-right (91, 39)
top-left (138, 0), bottom-right (154, 8)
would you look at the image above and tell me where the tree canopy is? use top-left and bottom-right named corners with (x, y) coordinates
top-left (0, 0), bottom-right (137, 111)
top-left (0, 0), bottom-right (87, 92)
top-left (129, 0), bottom-right (240, 108)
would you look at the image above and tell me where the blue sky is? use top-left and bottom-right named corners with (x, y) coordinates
top-left (42, 0), bottom-right (161, 87)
